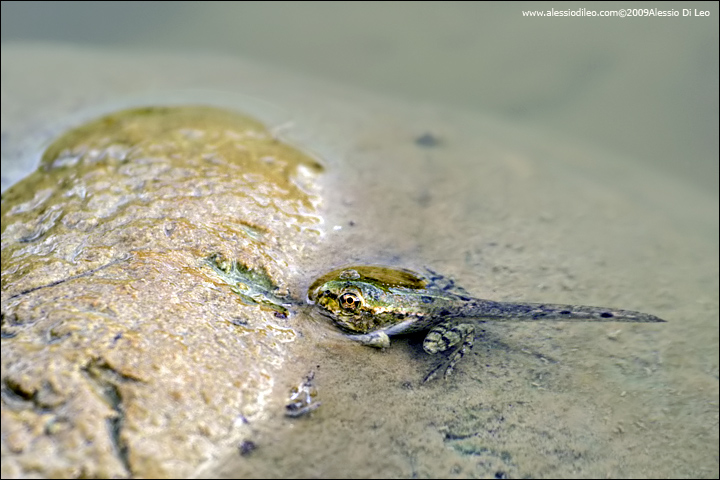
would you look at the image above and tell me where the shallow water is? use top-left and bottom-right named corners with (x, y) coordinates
top-left (1, 44), bottom-right (718, 478)
top-left (2, 3), bottom-right (717, 193)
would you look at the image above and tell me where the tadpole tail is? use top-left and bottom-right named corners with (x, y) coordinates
top-left (460, 299), bottom-right (666, 323)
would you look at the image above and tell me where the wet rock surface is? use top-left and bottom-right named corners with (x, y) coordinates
top-left (1, 106), bottom-right (323, 478)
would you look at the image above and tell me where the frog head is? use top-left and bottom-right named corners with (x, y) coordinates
top-left (307, 266), bottom-right (428, 334)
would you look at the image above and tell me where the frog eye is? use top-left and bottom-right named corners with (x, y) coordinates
top-left (338, 292), bottom-right (362, 312)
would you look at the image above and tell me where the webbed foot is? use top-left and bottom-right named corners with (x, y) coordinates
top-left (422, 322), bottom-right (475, 382)
top-left (423, 267), bottom-right (473, 300)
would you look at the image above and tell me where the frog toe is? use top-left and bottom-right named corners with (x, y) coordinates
top-left (347, 331), bottom-right (390, 349)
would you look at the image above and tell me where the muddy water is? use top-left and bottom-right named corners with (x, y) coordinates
top-left (1, 45), bottom-right (718, 478)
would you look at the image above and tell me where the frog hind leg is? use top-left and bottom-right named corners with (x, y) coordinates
top-left (423, 268), bottom-right (473, 300)
top-left (422, 322), bottom-right (475, 382)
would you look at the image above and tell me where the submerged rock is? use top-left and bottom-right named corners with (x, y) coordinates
top-left (1, 106), bottom-right (323, 478)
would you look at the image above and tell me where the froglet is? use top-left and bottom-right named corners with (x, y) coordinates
top-left (307, 266), bottom-right (665, 381)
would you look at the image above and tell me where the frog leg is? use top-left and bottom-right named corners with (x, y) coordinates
top-left (347, 331), bottom-right (391, 349)
top-left (423, 268), bottom-right (473, 300)
top-left (346, 318), bottom-right (418, 349)
top-left (422, 322), bottom-right (475, 382)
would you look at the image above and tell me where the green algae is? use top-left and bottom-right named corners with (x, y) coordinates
top-left (205, 252), bottom-right (290, 315)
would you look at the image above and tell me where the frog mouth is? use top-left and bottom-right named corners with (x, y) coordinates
top-left (316, 306), bottom-right (368, 334)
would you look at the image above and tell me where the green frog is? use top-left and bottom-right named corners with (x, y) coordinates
top-left (307, 266), bottom-right (665, 381)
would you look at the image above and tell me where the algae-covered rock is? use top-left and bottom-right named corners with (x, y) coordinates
top-left (1, 106), bottom-right (323, 478)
